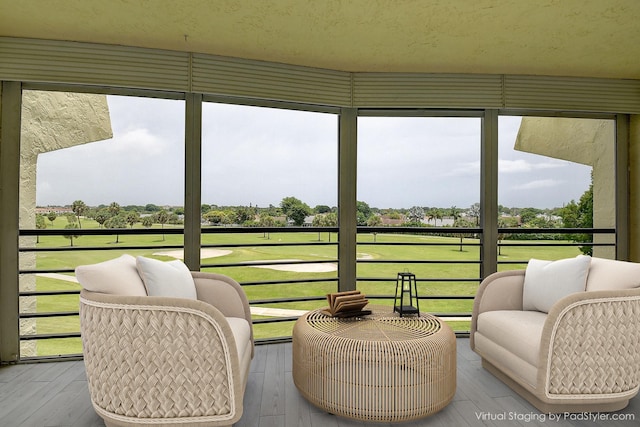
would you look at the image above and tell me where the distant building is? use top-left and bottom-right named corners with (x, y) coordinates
top-left (381, 215), bottom-right (405, 226)
top-left (35, 206), bottom-right (73, 215)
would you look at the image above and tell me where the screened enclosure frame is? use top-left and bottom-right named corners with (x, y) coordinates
top-left (0, 35), bottom-right (634, 362)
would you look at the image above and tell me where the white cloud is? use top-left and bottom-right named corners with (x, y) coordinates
top-left (499, 159), bottom-right (565, 173)
top-left (447, 158), bottom-right (566, 177)
top-left (446, 161), bottom-right (480, 176)
top-left (513, 179), bottom-right (561, 190)
top-left (103, 128), bottom-right (167, 156)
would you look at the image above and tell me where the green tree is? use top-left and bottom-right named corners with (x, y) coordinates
top-left (288, 204), bottom-right (310, 226)
top-left (324, 212), bottom-right (337, 242)
top-left (108, 202), bottom-right (121, 217)
top-left (453, 217), bottom-right (475, 252)
top-left (105, 214), bottom-right (127, 243)
top-left (65, 213), bottom-right (77, 224)
top-left (408, 206), bottom-right (425, 224)
top-left (155, 210), bottom-right (170, 241)
top-left (258, 213), bottom-right (275, 239)
top-left (145, 203), bottom-right (160, 213)
top-left (142, 216), bottom-right (154, 228)
top-left (36, 214), bottom-right (47, 229)
top-left (280, 197), bottom-right (310, 226)
top-left (356, 201), bottom-right (372, 225)
top-left (367, 214), bottom-right (382, 226)
top-left (63, 223), bottom-right (80, 247)
top-left (94, 208), bottom-right (111, 228)
top-left (312, 214), bottom-right (326, 240)
top-left (203, 210), bottom-right (231, 225)
top-left (47, 211), bottom-right (57, 226)
top-left (467, 203), bottom-right (480, 225)
top-left (519, 207), bottom-right (541, 225)
top-left (280, 196), bottom-right (302, 214)
top-left (560, 179), bottom-right (593, 255)
top-left (168, 212), bottom-right (182, 225)
top-left (266, 204), bottom-right (280, 216)
top-left (35, 214), bottom-right (47, 243)
top-left (125, 211), bottom-right (140, 228)
top-left (497, 217), bottom-right (514, 256)
top-left (426, 207), bottom-right (437, 225)
top-left (71, 200), bottom-right (87, 229)
top-left (449, 206), bottom-right (461, 222)
top-left (367, 214), bottom-right (382, 242)
top-left (434, 208), bottom-right (443, 225)
top-left (235, 206), bottom-right (256, 224)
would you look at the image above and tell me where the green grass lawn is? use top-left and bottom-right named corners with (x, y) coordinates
top-left (26, 218), bottom-right (583, 356)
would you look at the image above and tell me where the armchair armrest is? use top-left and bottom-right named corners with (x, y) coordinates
top-left (80, 289), bottom-right (245, 426)
top-left (192, 271), bottom-right (254, 353)
top-left (192, 272), bottom-right (250, 318)
top-left (471, 270), bottom-right (525, 349)
top-left (538, 288), bottom-right (640, 400)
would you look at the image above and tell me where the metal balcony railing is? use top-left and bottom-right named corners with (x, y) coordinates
top-left (16, 225), bottom-right (616, 361)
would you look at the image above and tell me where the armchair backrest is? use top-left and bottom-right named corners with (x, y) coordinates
top-left (76, 254), bottom-right (199, 299)
top-left (586, 257), bottom-right (640, 291)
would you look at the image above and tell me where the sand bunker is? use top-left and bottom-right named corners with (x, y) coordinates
top-left (251, 259), bottom-right (337, 273)
top-left (250, 254), bottom-right (373, 272)
top-left (153, 252), bottom-right (371, 272)
top-left (153, 248), bottom-right (232, 259)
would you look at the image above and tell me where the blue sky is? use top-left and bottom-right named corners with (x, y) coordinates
top-left (35, 95), bottom-right (592, 209)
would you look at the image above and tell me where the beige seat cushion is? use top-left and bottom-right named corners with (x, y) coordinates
top-left (227, 317), bottom-right (252, 384)
top-left (476, 310), bottom-right (547, 368)
top-left (587, 257), bottom-right (640, 291)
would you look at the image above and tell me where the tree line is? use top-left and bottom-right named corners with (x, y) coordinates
top-left (36, 182), bottom-right (593, 252)
top-left (36, 201), bottom-right (182, 245)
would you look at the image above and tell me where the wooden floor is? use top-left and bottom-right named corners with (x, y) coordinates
top-left (0, 339), bottom-right (637, 427)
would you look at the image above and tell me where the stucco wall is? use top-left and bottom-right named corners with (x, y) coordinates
top-left (515, 117), bottom-right (615, 259)
top-left (19, 91), bottom-right (112, 356)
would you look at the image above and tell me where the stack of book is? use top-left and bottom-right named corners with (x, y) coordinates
top-left (322, 290), bottom-right (370, 318)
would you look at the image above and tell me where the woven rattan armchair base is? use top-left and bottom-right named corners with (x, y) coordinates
top-left (292, 306), bottom-right (456, 423)
top-left (79, 271), bottom-right (254, 427)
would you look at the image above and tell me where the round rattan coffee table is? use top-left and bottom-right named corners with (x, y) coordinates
top-left (292, 305), bottom-right (456, 422)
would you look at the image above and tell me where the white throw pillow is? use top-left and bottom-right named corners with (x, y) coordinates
top-left (75, 254), bottom-right (147, 296)
top-left (136, 256), bottom-right (197, 299)
top-left (522, 255), bottom-right (591, 313)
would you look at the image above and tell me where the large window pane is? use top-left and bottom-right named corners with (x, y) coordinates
top-left (358, 117), bottom-right (481, 210)
top-left (201, 102), bottom-right (338, 339)
top-left (357, 116), bottom-right (482, 329)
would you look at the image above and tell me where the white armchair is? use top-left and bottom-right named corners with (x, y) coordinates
top-left (471, 257), bottom-right (640, 413)
top-left (77, 255), bottom-right (253, 427)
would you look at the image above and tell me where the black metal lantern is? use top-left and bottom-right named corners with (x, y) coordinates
top-left (394, 271), bottom-right (419, 316)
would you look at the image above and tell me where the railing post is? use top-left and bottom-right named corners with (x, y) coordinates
top-left (338, 108), bottom-right (357, 291)
top-left (0, 81), bottom-right (22, 362)
top-left (615, 114), bottom-right (630, 261)
top-left (480, 109), bottom-right (498, 279)
top-left (184, 92), bottom-right (202, 271)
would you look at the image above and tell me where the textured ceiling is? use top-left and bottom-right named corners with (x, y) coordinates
top-left (1, 0), bottom-right (639, 79)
